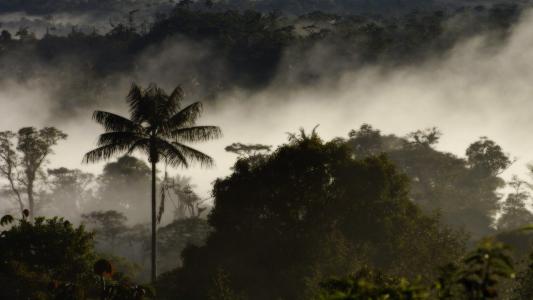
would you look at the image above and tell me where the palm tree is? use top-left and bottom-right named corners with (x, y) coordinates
top-left (84, 83), bottom-right (221, 282)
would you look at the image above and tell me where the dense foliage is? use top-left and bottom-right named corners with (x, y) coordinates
top-left (3, 2), bottom-right (533, 299)
top-left (319, 239), bottom-right (516, 300)
top-left (0, 214), bottom-right (153, 299)
top-left (346, 125), bottom-right (511, 240)
top-left (0, 216), bottom-right (95, 298)
top-left (156, 132), bottom-right (465, 299)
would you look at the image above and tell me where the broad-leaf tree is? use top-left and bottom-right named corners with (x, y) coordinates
top-left (0, 127), bottom-right (67, 219)
top-left (17, 127), bottom-right (68, 219)
top-left (0, 215), bottom-right (95, 299)
top-left (83, 83), bottom-right (221, 282)
top-left (497, 176), bottom-right (533, 231)
top-left (156, 131), bottom-right (464, 299)
top-left (346, 124), bottom-right (511, 240)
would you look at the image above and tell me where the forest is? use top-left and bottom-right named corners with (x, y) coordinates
top-left (2, 0), bottom-right (533, 299)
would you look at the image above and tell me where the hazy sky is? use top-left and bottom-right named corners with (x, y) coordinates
top-left (2, 9), bottom-right (533, 201)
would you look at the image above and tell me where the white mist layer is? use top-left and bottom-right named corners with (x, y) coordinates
top-left (2, 10), bottom-right (533, 213)
top-left (179, 11), bottom-right (533, 197)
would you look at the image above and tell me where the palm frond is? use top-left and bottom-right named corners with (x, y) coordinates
top-left (97, 131), bottom-right (145, 147)
top-left (165, 102), bottom-right (203, 130)
top-left (125, 138), bottom-right (151, 157)
top-left (83, 143), bottom-right (136, 163)
top-left (168, 86), bottom-right (184, 106)
top-left (157, 86), bottom-right (183, 119)
top-left (127, 83), bottom-right (151, 123)
top-left (84, 130), bottom-right (148, 163)
top-left (172, 142), bottom-right (215, 168)
top-left (89, 83), bottom-right (218, 172)
top-left (173, 126), bottom-right (222, 142)
top-left (93, 111), bottom-right (140, 133)
top-left (153, 139), bottom-right (189, 168)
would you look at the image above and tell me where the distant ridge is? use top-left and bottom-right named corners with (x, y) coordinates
top-left (1, 0), bottom-right (532, 16)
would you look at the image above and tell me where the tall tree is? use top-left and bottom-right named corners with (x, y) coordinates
top-left (0, 127), bottom-right (67, 219)
top-left (17, 127), bottom-right (67, 219)
top-left (83, 83), bottom-right (221, 282)
top-left (497, 176), bottom-right (533, 231)
top-left (0, 131), bottom-right (24, 215)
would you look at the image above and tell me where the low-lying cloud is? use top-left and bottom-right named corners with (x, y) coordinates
top-left (2, 8), bottom-right (533, 209)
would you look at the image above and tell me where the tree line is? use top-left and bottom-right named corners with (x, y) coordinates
top-left (0, 3), bottom-right (522, 113)
top-left (0, 0), bottom-right (526, 16)
top-left (3, 85), bottom-right (533, 297)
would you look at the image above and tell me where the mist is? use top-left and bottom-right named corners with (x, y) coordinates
top-left (0, 7), bottom-right (532, 208)
top-left (5, 3), bottom-right (533, 296)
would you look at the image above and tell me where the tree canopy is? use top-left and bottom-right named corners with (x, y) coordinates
top-left (347, 124), bottom-right (510, 240)
top-left (0, 215), bottom-right (95, 298)
top-left (156, 132), bottom-right (465, 299)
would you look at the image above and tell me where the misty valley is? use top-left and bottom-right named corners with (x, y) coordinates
top-left (2, 0), bottom-right (533, 299)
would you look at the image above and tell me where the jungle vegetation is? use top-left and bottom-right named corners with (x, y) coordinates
top-left (2, 2), bottom-right (533, 300)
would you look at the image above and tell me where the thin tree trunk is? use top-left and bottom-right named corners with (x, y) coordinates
top-left (27, 182), bottom-right (34, 220)
top-left (151, 161), bottom-right (157, 283)
top-left (7, 174), bottom-right (24, 216)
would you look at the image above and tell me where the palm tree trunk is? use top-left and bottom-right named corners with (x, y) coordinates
top-left (151, 160), bottom-right (157, 283)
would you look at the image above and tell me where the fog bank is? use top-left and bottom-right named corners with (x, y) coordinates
top-left (2, 9), bottom-right (533, 203)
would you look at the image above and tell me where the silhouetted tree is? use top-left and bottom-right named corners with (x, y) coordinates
top-left (17, 127), bottom-right (67, 219)
top-left (225, 142), bottom-right (272, 157)
top-left (0, 127), bottom-right (67, 219)
top-left (0, 215), bottom-right (95, 299)
top-left (466, 137), bottom-right (512, 177)
top-left (0, 131), bottom-right (24, 214)
top-left (84, 83), bottom-right (221, 282)
top-left (156, 132), bottom-right (464, 299)
top-left (0, 213), bottom-right (153, 299)
top-left (347, 125), bottom-right (510, 240)
top-left (497, 176), bottom-right (533, 231)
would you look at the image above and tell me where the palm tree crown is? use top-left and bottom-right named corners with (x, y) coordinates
top-left (84, 83), bottom-right (221, 167)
